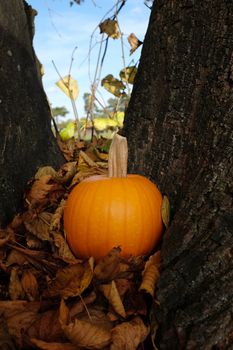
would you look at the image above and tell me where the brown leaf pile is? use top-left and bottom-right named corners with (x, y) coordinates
top-left (0, 140), bottom-right (161, 350)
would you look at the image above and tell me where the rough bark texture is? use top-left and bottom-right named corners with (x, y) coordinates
top-left (123, 0), bottom-right (233, 348)
top-left (0, 1), bottom-right (64, 227)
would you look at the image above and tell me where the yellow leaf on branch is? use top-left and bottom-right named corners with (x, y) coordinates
top-left (56, 75), bottom-right (79, 100)
top-left (101, 74), bottom-right (125, 97)
top-left (120, 66), bottom-right (138, 84)
top-left (99, 19), bottom-right (121, 39)
top-left (127, 33), bottom-right (143, 55)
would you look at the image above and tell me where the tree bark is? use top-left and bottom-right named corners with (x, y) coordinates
top-left (0, 1), bottom-right (64, 227)
top-left (123, 0), bottom-right (233, 348)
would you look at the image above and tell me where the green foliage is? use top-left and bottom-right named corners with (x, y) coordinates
top-left (52, 106), bottom-right (69, 118)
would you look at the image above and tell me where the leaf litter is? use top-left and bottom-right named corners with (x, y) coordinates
top-left (0, 138), bottom-right (164, 350)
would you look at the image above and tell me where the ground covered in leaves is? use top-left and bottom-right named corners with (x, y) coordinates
top-left (0, 137), bottom-right (161, 350)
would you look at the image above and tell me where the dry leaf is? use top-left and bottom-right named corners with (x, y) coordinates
top-left (56, 75), bottom-right (79, 100)
top-left (99, 19), bottom-right (121, 39)
top-left (139, 251), bottom-right (161, 297)
top-left (0, 300), bottom-right (28, 318)
top-left (149, 302), bottom-right (159, 350)
top-left (52, 232), bottom-right (77, 262)
top-left (23, 211), bottom-right (52, 241)
top-left (127, 33), bottom-right (143, 55)
top-left (114, 278), bottom-right (131, 297)
top-left (27, 309), bottom-right (63, 342)
top-left (9, 268), bottom-right (24, 301)
top-left (60, 299), bottom-right (111, 349)
top-left (0, 228), bottom-right (13, 247)
top-left (55, 162), bottom-right (77, 184)
top-left (35, 166), bottom-right (57, 180)
top-left (79, 150), bottom-right (97, 168)
top-left (94, 247), bottom-right (130, 282)
top-left (100, 280), bottom-right (126, 318)
top-left (111, 317), bottom-right (149, 350)
top-left (0, 316), bottom-right (16, 350)
top-left (101, 74), bottom-right (125, 97)
top-left (120, 66), bottom-right (137, 84)
top-left (50, 200), bottom-right (66, 232)
top-left (62, 318), bottom-right (111, 349)
top-left (69, 292), bottom-right (96, 318)
top-left (161, 195), bottom-right (170, 228)
top-left (26, 175), bottom-right (54, 208)
top-left (6, 250), bottom-right (28, 267)
top-left (30, 338), bottom-right (78, 350)
top-left (7, 308), bottom-right (39, 348)
top-left (26, 233), bottom-right (44, 249)
top-left (123, 284), bottom-right (147, 317)
top-left (21, 271), bottom-right (39, 301)
top-left (45, 260), bottom-right (93, 299)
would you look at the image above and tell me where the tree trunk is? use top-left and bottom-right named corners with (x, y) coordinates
top-left (0, 1), bottom-right (64, 227)
top-left (123, 0), bottom-right (233, 348)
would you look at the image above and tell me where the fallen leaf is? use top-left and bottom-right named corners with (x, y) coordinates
top-left (62, 318), bottom-right (111, 349)
top-left (50, 200), bottom-right (66, 232)
top-left (0, 316), bottom-right (16, 350)
top-left (60, 299), bottom-right (112, 349)
top-left (23, 211), bottom-right (52, 241)
top-left (69, 292), bottom-right (96, 318)
top-left (123, 284), bottom-right (147, 317)
top-left (79, 150), bottom-right (97, 168)
top-left (52, 232), bottom-right (77, 263)
top-left (26, 175), bottom-right (54, 208)
top-left (35, 166), bottom-right (57, 180)
top-left (21, 271), bottom-right (39, 301)
top-left (111, 317), bottom-right (149, 350)
top-left (139, 251), bottom-right (161, 297)
top-left (161, 195), bottom-right (170, 228)
top-left (30, 338), bottom-right (79, 350)
top-left (94, 247), bottom-right (130, 282)
top-left (45, 259), bottom-right (93, 299)
top-left (9, 268), bottom-right (24, 301)
top-left (149, 302), bottom-right (159, 350)
top-left (120, 66), bottom-right (137, 84)
top-left (127, 33), bottom-right (143, 55)
top-left (101, 74), bottom-right (126, 97)
top-left (6, 250), bottom-right (28, 267)
top-left (7, 308), bottom-right (39, 348)
top-left (26, 233), bottom-right (44, 249)
top-left (99, 19), bottom-right (121, 39)
top-left (100, 280), bottom-right (126, 318)
top-left (55, 162), bottom-right (77, 184)
top-left (114, 278), bottom-right (131, 297)
top-left (27, 309), bottom-right (63, 342)
top-left (0, 228), bottom-right (11, 248)
top-left (56, 75), bottom-right (79, 100)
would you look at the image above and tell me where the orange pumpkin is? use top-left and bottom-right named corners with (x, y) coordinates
top-left (64, 135), bottom-right (163, 260)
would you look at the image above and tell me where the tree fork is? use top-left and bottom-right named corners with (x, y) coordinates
top-left (124, 0), bottom-right (233, 348)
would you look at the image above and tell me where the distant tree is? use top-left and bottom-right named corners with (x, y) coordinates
top-left (106, 95), bottom-right (130, 113)
top-left (51, 106), bottom-right (69, 118)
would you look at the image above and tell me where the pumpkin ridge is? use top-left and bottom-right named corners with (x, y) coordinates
top-left (130, 177), bottom-right (145, 255)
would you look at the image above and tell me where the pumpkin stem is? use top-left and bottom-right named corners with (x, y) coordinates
top-left (108, 133), bottom-right (128, 178)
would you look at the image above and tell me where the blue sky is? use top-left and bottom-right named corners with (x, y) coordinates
top-left (27, 0), bottom-right (151, 118)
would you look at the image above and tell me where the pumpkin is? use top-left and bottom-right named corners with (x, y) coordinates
top-left (64, 134), bottom-right (163, 260)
